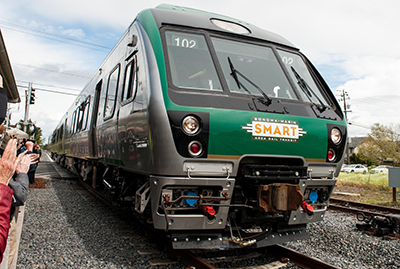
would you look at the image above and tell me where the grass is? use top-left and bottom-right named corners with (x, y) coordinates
top-left (334, 172), bottom-right (399, 208)
top-left (337, 172), bottom-right (390, 191)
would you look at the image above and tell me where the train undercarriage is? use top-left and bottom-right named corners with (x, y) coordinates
top-left (53, 153), bottom-right (336, 249)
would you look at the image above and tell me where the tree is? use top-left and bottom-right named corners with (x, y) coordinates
top-left (357, 123), bottom-right (400, 164)
top-left (33, 127), bottom-right (44, 146)
top-left (16, 119), bottom-right (44, 146)
top-left (349, 153), bottom-right (374, 166)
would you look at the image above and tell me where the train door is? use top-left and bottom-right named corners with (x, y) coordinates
top-left (89, 80), bottom-right (102, 157)
top-left (117, 48), bottom-right (149, 169)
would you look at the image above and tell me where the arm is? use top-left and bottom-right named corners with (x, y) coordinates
top-left (0, 138), bottom-right (21, 262)
top-left (0, 184), bottom-right (12, 263)
top-left (8, 173), bottom-right (29, 206)
top-left (10, 154), bottom-right (36, 206)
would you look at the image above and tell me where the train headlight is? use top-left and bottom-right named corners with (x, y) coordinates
top-left (188, 141), bottom-right (203, 157)
top-left (331, 128), bottom-right (342, 145)
top-left (182, 116), bottom-right (200, 135)
top-left (210, 19), bottom-right (251, 35)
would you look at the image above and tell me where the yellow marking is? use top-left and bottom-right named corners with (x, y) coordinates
top-left (305, 158), bottom-right (326, 163)
top-left (208, 154), bottom-right (241, 160)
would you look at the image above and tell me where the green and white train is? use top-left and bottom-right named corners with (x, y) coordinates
top-left (49, 4), bottom-right (347, 249)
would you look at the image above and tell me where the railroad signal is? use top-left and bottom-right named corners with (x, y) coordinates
top-left (30, 88), bottom-right (35, 104)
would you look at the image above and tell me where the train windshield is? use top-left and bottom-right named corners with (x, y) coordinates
top-left (164, 30), bottom-right (335, 116)
top-left (165, 31), bottom-right (222, 91)
top-left (211, 37), bottom-right (296, 100)
top-left (277, 49), bottom-right (329, 106)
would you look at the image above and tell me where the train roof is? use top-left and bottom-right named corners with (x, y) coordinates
top-left (146, 4), bottom-right (297, 49)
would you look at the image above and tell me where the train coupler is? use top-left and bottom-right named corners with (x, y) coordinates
top-left (257, 183), bottom-right (303, 214)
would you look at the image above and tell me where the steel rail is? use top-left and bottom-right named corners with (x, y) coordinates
top-left (329, 198), bottom-right (400, 216)
top-left (268, 244), bottom-right (340, 269)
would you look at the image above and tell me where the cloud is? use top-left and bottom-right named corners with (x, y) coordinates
top-left (334, 55), bottom-right (400, 136)
top-left (2, 0), bottom-right (400, 141)
top-left (61, 28), bottom-right (85, 39)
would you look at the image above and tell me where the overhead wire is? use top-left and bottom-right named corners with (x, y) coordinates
top-left (17, 80), bottom-right (81, 92)
top-left (13, 63), bottom-right (91, 79)
top-left (16, 84), bottom-right (79, 96)
top-left (0, 20), bottom-right (111, 52)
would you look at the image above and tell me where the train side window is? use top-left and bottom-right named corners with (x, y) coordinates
top-left (71, 111), bottom-right (76, 134)
top-left (74, 108), bottom-right (80, 133)
top-left (104, 65), bottom-right (120, 119)
top-left (76, 96), bottom-right (90, 132)
top-left (76, 107), bottom-right (83, 133)
top-left (60, 125), bottom-right (63, 140)
top-left (82, 96), bottom-right (91, 130)
top-left (121, 57), bottom-right (138, 104)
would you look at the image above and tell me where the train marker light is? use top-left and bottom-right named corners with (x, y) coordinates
top-left (188, 141), bottom-right (203, 157)
top-left (331, 128), bottom-right (342, 145)
top-left (327, 149), bottom-right (335, 162)
top-left (182, 116), bottom-right (200, 135)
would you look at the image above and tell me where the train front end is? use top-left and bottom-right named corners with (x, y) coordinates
top-left (140, 5), bottom-right (346, 249)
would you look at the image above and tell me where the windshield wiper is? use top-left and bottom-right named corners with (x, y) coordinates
top-left (290, 66), bottom-right (327, 113)
top-left (228, 57), bottom-right (272, 106)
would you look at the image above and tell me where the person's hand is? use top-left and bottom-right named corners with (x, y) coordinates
top-left (0, 139), bottom-right (26, 185)
top-left (16, 153), bottom-right (37, 174)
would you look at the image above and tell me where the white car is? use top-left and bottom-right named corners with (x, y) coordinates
top-left (341, 164), bottom-right (368, 173)
top-left (370, 165), bottom-right (392, 174)
top-left (340, 164), bottom-right (349, 172)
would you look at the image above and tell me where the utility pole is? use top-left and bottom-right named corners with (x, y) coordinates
top-left (5, 105), bottom-right (11, 128)
top-left (23, 82), bottom-right (32, 133)
top-left (337, 89), bottom-right (351, 164)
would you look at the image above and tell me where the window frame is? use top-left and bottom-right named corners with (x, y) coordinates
top-left (162, 28), bottom-right (226, 96)
top-left (121, 57), bottom-right (138, 106)
top-left (81, 96), bottom-right (91, 131)
top-left (103, 64), bottom-right (121, 120)
top-left (71, 110), bottom-right (76, 134)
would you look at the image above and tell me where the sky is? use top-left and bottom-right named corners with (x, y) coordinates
top-left (1, 0), bottom-right (400, 142)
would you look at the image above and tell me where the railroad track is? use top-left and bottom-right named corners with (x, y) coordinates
top-left (267, 245), bottom-right (340, 269)
top-left (77, 177), bottom-right (341, 269)
top-left (329, 198), bottom-right (400, 217)
top-left (328, 198), bottom-right (400, 241)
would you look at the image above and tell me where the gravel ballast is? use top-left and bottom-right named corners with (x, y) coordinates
top-left (285, 211), bottom-right (400, 268)
top-left (17, 170), bottom-right (400, 268)
top-left (17, 178), bottom-right (183, 269)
